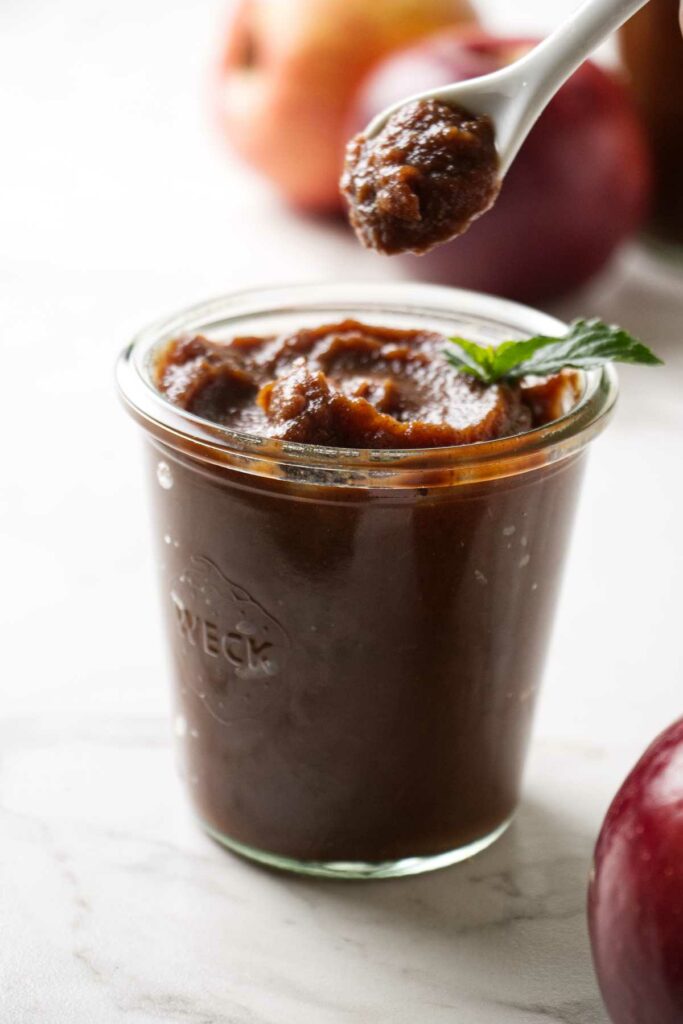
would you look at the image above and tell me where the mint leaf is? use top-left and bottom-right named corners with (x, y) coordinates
top-left (443, 336), bottom-right (496, 381)
top-left (444, 319), bottom-right (662, 384)
top-left (505, 319), bottom-right (663, 379)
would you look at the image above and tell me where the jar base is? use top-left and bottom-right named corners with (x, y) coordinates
top-left (202, 816), bottom-right (513, 880)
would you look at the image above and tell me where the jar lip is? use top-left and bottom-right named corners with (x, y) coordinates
top-left (116, 282), bottom-right (618, 476)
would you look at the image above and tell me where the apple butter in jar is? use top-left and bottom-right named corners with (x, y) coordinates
top-left (117, 283), bottom-right (617, 879)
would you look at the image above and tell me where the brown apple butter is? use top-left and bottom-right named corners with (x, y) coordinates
top-left (340, 99), bottom-right (500, 255)
top-left (144, 317), bottom-right (585, 868)
top-left (154, 319), bottom-right (574, 447)
top-left (149, 444), bottom-right (583, 866)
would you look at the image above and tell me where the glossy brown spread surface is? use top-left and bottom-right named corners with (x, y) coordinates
top-left (154, 319), bottom-right (575, 448)
top-left (341, 99), bottom-right (500, 255)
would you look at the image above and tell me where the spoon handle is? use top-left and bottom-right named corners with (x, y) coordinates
top-left (497, 0), bottom-right (651, 171)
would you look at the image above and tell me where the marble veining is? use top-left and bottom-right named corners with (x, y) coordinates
top-left (0, 714), bottom-right (621, 1024)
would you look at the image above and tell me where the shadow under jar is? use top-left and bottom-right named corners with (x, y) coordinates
top-left (117, 283), bottom-right (616, 879)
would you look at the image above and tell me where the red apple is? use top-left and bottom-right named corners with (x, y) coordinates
top-left (215, 0), bottom-right (477, 212)
top-left (349, 31), bottom-right (651, 302)
top-left (588, 718), bottom-right (683, 1024)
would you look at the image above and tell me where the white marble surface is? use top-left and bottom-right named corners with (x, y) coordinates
top-left (1, 1), bottom-right (682, 1022)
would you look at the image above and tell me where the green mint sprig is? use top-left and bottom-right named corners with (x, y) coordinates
top-left (444, 318), bottom-right (662, 384)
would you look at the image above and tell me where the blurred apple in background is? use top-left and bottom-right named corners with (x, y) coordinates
top-left (349, 32), bottom-right (651, 303)
top-left (588, 717), bottom-right (683, 1024)
top-left (216, 0), bottom-right (476, 212)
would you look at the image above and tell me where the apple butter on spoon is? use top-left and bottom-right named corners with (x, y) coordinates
top-left (341, 0), bottom-right (650, 254)
top-left (341, 99), bottom-right (500, 255)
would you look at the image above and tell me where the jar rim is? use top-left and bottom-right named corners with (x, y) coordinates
top-left (116, 282), bottom-right (618, 485)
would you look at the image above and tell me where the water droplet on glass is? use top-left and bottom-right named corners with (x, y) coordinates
top-left (157, 461), bottom-right (173, 489)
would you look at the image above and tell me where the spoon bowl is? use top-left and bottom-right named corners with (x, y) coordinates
top-left (363, 0), bottom-right (650, 176)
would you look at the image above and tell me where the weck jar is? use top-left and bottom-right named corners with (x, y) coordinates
top-left (117, 282), bottom-right (617, 878)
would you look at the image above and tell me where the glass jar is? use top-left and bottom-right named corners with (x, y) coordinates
top-left (620, 0), bottom-right (683, 249)
top-left (117, 282), bottom-right (617, 879)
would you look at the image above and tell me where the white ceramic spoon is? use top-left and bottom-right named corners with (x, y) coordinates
top-left (363, 0), bottom-right (650, 175)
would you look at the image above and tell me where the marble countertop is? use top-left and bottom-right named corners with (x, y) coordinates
top-left (2, 718), bottom-right (644, 1024)
top-left (1, 0), bottom-right (682, 1021)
